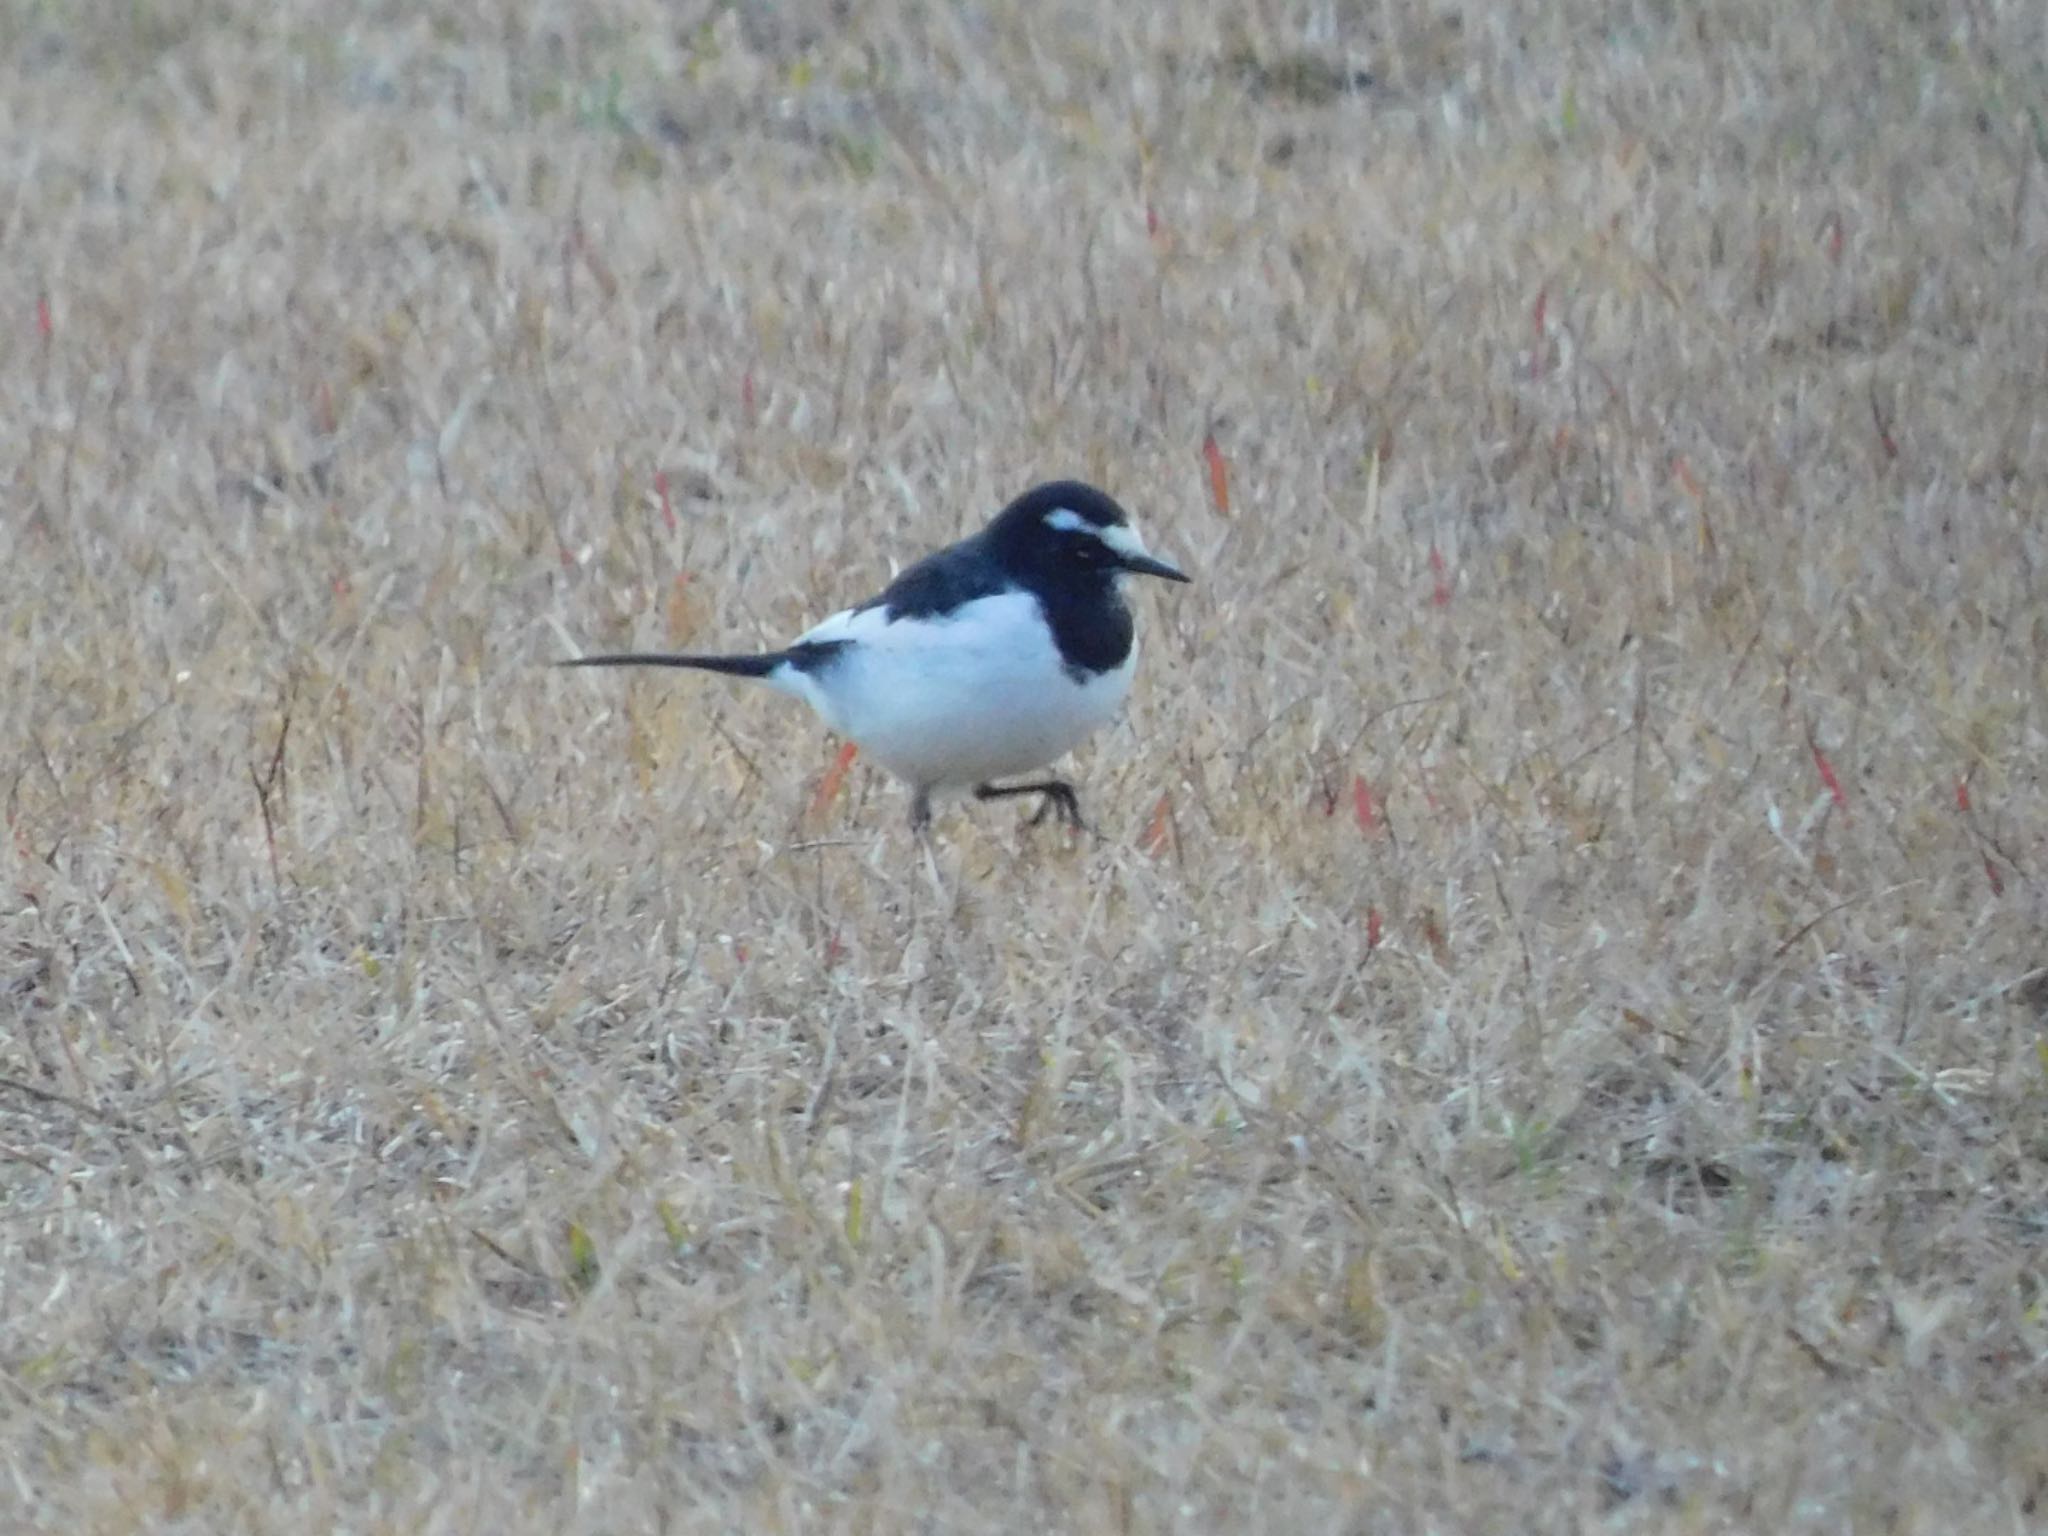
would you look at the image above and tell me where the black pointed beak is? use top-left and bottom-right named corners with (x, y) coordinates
top-left (1120, 551), bottom-right (1191, 583)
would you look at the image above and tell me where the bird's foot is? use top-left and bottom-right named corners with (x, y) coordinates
top-left (975, 779), bottom-right (1089, 835)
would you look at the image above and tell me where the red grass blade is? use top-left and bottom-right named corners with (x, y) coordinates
top-left (1428, 542), bottom-right (1452, 606)
top-left (1422, 910), bottom-right (1450, 965)
top-left (655, 470), bottom-right (676, 534)
top-left (1352, 774), bottom-right (1378, 835)
top-left (1142, 791), bottom-right (1174, 858)
top-left (1201, 432), bottom-right (1230, 515)
top-left (1365, 905), bottom-right (1383, 951)
top-left (1808, 734), bottom-right (1847, 813)
top-left (810, 741), bottom-right (858, 817)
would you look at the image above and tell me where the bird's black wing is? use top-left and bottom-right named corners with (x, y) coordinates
top-left (858, 536), bottom-right (1009, 622)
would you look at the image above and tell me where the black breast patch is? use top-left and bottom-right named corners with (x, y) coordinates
top-left (1037, 581), bottom-right (1134, 680)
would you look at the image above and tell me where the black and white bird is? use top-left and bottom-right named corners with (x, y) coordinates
top-left (561, 481), bottom-right (1190, 831)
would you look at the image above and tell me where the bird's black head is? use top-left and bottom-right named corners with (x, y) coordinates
top-left (981, 481), bottom-right (1191, 591)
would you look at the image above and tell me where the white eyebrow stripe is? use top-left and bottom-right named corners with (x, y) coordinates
top-left (1044, 506), bottom-right (1152, 561)
top-left (1097, 522), bottom-right (1149, 560)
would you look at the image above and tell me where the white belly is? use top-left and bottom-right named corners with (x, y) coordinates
top-left (774, 592), bottom-right (1136, 790)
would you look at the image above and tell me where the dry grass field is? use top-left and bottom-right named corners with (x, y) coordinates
top-left (3, 0), bottom-right (2046, 1529)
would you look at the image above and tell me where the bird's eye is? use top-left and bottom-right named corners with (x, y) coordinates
top-left (1073, 540), bottom-right (1104, 563)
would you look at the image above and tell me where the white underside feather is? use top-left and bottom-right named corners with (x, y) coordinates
top-left (764, 591), bottom-right (1135, 791)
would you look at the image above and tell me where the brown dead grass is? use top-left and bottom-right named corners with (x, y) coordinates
top-left (3, 1), bottom-right (2047, 1530)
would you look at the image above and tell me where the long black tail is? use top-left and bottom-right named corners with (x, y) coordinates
top-left (557, 651), bottom-right (783, 678)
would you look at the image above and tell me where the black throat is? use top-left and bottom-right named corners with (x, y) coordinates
top-left (1031, 573), bottom-right (1134, 682)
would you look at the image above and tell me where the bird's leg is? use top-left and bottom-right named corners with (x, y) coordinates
top-left (974, 779), bottom-right (1085, 830)
top-left (907, 786), bottom-right (949, 904)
